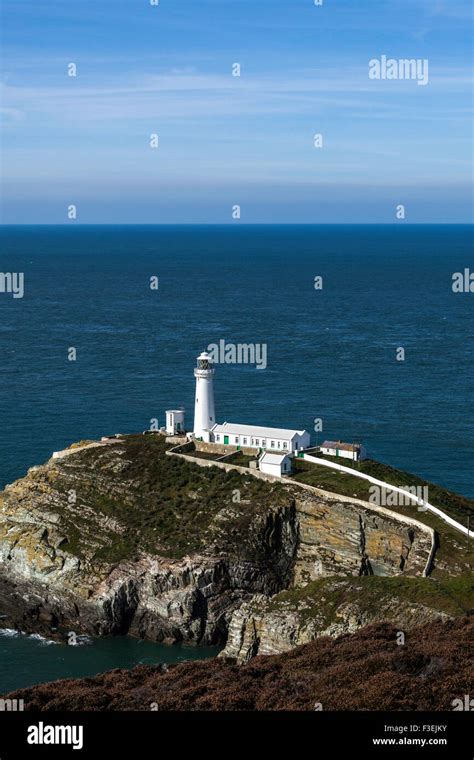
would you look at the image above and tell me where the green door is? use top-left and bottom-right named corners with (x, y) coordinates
top-left (224, 435), bottom-right (229, 445)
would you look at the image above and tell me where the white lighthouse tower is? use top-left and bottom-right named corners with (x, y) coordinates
top-left (193, 351), bottom-right (216, 441)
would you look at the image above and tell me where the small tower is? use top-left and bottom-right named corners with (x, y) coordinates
top-left (165, 409), bottom-right (185, 436)
top-left (193, 351), bottom-right (216, 441)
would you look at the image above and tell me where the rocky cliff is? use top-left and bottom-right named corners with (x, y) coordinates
top-left (0, 434), bottom-right (443, 649)
top-left (222, 575), bottom-right (472, 661)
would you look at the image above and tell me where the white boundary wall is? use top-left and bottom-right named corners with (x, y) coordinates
top-left (303, 454), bottom-right (473, 539)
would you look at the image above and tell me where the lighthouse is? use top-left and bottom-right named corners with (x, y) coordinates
top-left (193, 351), bottom-right (216, 441)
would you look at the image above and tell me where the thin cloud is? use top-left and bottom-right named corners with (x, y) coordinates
top-left (1, 66), bottom-right (471, 126)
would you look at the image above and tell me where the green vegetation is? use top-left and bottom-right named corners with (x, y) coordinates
top-left (42, 435), bottom-right (472, 575)
top-left (185, 450), bottom-right (223, 461)
top-left (291, 459), bottom-right (372, 499)
top-left (266, 575), bottom-right (473, 626)
top-left (224, 452), bottom-right (254, 467)
top-left (183, 448), bottom-right (254, 467)
top-left (293, 456), bottom-right (474, 522)
top-left (52, 435), bottom-right (289, 563)
top-left (331, 456), bottom-right (473, 522)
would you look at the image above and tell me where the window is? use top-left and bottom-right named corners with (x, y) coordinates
top-left (243, 438), bottom-right (247, 444)
top-left (216, 435), bottom-right (220, 441)
top-left (277, 441), bottom-right (281, 448)
top-left (261, 439), bottom-right (266, 447)
top-left (271, 441), bottom-right (275, 448)
top-left (283, 442), bottom-right (288, 449)
top-left (256, 439), bottom-right (260, 445)
top-left (235, 437), bottom-right (239, 443)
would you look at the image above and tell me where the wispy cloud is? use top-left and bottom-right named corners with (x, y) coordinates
top-left (426, 0), bottom-right (473, 20)
top-left (1, 65), bottom-right (471, 127)
top-left (1, 0), bottom-right (472, 222)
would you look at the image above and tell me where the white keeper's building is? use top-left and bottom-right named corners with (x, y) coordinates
top-left (212, 422), bottom-right (310, 454)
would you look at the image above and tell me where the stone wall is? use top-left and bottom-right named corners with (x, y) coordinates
top-left (195, 440), bottom-right (256, 456)
top-left (165, 435), bottom-right (189, 446)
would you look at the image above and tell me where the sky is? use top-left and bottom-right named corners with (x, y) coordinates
top-left (0, 0), bottom-right (472, 223)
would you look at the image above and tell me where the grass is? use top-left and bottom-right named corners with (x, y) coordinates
top-left (183, 447), bottom-right (254, 467)
top-left (185, 450), bottom-right (223, 461)
top-left (312, 455), bottom-right (474, 524)
top-left (291, 459), bottom-right (373, 499)
top-left (224, 452), bottom-right (254, 467)
top-left (26, 434), bottom-right (472, 575)
top-left (49, 434), bottom-right (290, 563)
top-left (266, 575), bottom-right (474, 626)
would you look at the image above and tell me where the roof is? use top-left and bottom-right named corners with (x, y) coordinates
top-left (211, 422), bottom-right (308, 439)
top-left (321, 441), bottom-right (361, 452)
top-left (259, 452), bottom-right (290, 465)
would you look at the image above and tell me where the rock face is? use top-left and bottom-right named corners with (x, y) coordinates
top-left (0, 435), bottom-right (435, 647)
top-left (293, 491), bottom-right (431, 582)
top-left (222, 576), bottom-right (469, 662)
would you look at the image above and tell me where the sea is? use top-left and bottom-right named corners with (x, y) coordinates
top-left (0, 628), bottom-right (220, 694)
top-left (0, 224), bottom-right (472, 691)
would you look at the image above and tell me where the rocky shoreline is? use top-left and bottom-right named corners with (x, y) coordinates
top-left (5, 616), bottom-right (473, 711)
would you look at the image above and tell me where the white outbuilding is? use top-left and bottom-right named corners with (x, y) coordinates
top-left (165, 409), bottom-right (185, 436)
top-left (259, 451), bottom-right (293, 477)
top-left (320, 440), bottom-right (366, 462)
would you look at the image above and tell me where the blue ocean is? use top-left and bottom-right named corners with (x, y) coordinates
top-left (1, 224), bottom-right (472, 495)
top-left (0, 224), bottom-right (473, 690)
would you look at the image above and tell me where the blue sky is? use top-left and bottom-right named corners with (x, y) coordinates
top-left (1, 0), bottom-right (472, 223)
